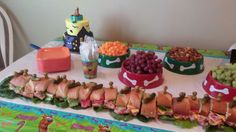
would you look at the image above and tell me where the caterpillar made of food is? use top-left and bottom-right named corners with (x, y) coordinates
top-left (1, 69), bottom-right (236, 130)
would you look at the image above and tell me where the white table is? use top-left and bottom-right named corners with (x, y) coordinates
top-left (0, 41), bottom-right (229, 132)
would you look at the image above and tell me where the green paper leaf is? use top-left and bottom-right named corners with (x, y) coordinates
top-left (54, 98), bottom-right (69, 108)
top-left (206, 125), bottom-right (235, 132)
top-left (0, 76), bottom-right (15, 99)
top-left (0, 87), bottom-right (10, 91)
top-left (43, 97), bottom-right (54, 104)
top-left (109, 110), bottom-right (134, 122)
top-left (93, 105), bottom-right (105, 112)
top-left (18, 95), bottom-right (42, 104)
top-left (5, 91), bottom-right (17, 99)
top-left (0, 76), bottom-right (13, 87)
top-left (110, 110), bottom-right (123, 120)
top-left (136, 114), bottom-right (151, 122)
top-left (174, 120), bottom-right (198, 129)
top-left (158, 105), bottom-right (168, 111)
top-left (67, 99), bottom-right (79, 107)
top-left (32, 97), bottom-right (42, 104)
top-left (56, 101), bottom-right (69, 108)
top-left (71, 105), bottom-right (82, 110)
top-left (205, 125), bottom-right (220, 132)
top-left (159, 115), bottom-right (175, 121)
top-left (123, 114), bottom-right (134, 122)
top-left (0, 90), bottom-right (17, 99)
top-left (221, 125), bottom-right (235, 132)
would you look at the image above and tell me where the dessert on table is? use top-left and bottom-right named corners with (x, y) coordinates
top-left (63, 8), bottom-right (93, 53)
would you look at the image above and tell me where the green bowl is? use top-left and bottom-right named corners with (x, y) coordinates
top-left (98, 50), bottom-right (130, 68)
top-left (163, 53), bottom-right (204, 75)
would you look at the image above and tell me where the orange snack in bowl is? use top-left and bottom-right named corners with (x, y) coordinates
top-left (99, 41), bottom-right (128, 56)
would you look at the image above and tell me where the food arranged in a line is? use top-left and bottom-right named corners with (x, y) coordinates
top-left (164, 47), bottom-right (204, 75)
top-left (211, 63), bottom-right (236, 88)
top-left (203, 63), bottom-right (236, 102)
top-left (123, 51), bottom-right (162, 74)
top-left (99, 41), bottom-right (129, 56)
top-left (98, 41), bottom-right (129, 68)
top-left (0, 70), bottom-right (235, 131)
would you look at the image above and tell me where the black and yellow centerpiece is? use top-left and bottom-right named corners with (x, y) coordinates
top-left (63, 8), bottom-right (93, 53)
top-left (98, 41), bottom-right (130, 68)
top-left (163, 47), bottom-right (204, 75)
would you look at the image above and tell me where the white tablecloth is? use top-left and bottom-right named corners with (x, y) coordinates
top-left (0, 41), bottom-right (229, 132)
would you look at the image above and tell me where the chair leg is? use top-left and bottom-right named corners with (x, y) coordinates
top-left (0, 6), bottom-right (14, 66)
top-left (0, 13), bottom-right (7, 67)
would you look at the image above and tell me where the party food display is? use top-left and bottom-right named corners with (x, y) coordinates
top-left (164, 47), bottom-right (204, 75)
top-left (203, 63), bottom-right (236, 101)
top-left (63, 8), bottom-right (93, 53)
top-left (119, 51), bottom-right (164, 89)
top-left (36, 47), bottom-right (71, 73)
top-left (1, 70), bottom-right (235, 131)
top-left (98, 41), bottom-right (129, 68)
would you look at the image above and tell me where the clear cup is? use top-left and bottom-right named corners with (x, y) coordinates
top-left (81, 60), bottom-right (98, 79)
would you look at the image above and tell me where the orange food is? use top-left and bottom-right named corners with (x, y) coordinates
top-left (99, 41), bottom-right (128, 56)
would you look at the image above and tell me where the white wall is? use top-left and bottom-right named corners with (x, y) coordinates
top-left (1, 0), bottom-right (236, 60)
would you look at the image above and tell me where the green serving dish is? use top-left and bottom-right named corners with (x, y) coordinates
top-left (163, 53), bottom-right (204, 75)
top-left (98, 50), bottom-right (130, 68)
